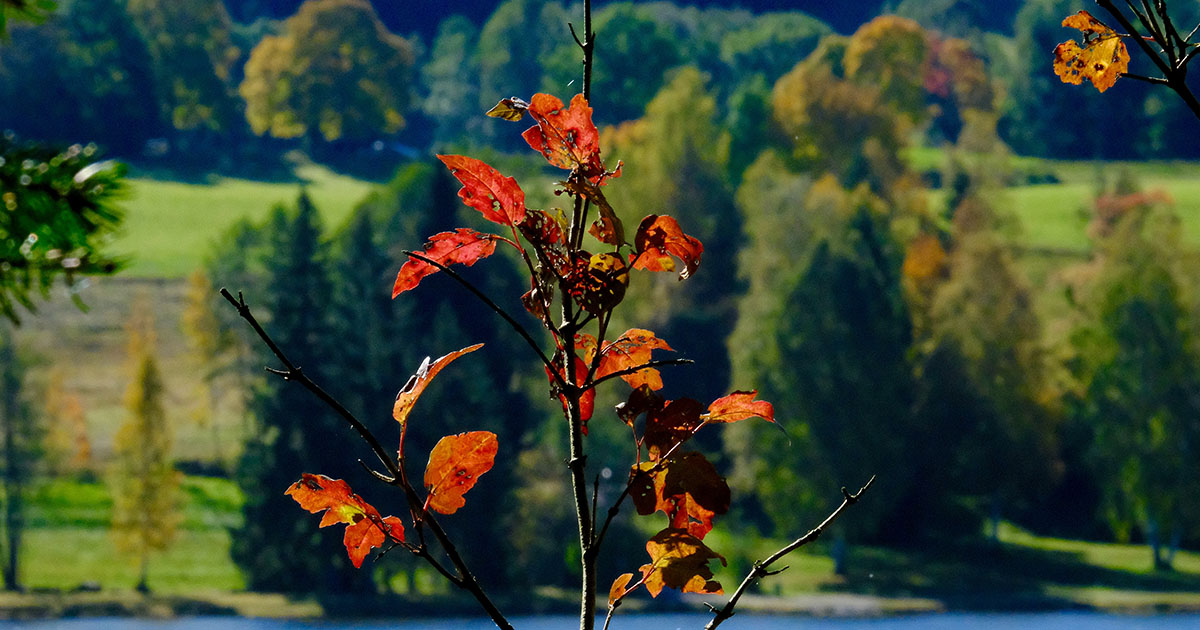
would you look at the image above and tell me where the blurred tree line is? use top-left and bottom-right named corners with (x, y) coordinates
top-left (8, 0), bottom-right (1200, 171)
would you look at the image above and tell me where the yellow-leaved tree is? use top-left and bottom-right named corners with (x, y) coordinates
top-left (110, 299), bottom-right (181, 593)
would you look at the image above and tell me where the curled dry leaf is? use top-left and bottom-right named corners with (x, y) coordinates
top-left (437, 154), bottom-right (526, 227)
top-left (485, 96), bottom-right (530, 121)
top-left (393, 344), bottom-right (485, 456)
top-left (424, 431), bottom-right (499, 515)
top-left (393, 229), bottom-right (498, 297)
top-left (1053, 10), bottom-right (1130, 93)
top-left (285, 473), bottom-right (405, 568)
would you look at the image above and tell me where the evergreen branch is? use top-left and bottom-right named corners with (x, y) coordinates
top-left (401, 251), bottom-right (564, 389)
top-left (704, 476), bottom-right (876, 630)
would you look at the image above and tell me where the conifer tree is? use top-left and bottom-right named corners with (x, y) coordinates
top-left (230, 193), bottom-right (369, 593)
top-left (110, 300), bottom-right (181, 593)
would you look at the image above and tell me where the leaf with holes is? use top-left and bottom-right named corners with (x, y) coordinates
top-left (704, 390), bottom-right (775, 424)
top-left (394, 344), bottom-right (484, 456)
top-left (424, 431), bottom-right (499, 515)
top-left (566, 252), bottom-right (629, 315)
top-left (1053, 10), bottom-right (1129, 93)
top-left (394, 229), bottom-right (498, 297)
top-left (437, 154), bottom-right (526, 227)
top-left (522, 93), bottom-right (606, 177)
top-left (285, 474), bottom-right (405, 568)
top-left (639, 528), bottom-right (724, 597)
top-left (631, 215), bottom-right (703, 280)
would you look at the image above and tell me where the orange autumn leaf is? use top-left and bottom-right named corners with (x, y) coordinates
top-left (343, 515), bottom-right (405, 569)
top-left (423, 431), bottom-right (499, 515)
top-left (609, 572), bottom-right (636, 607)
top-left (437, 154), bottom-right (527, 227)
top-left (393, 229), bottom-right (498, 297)
top-left (393, 344), bottom-right (484, 456)
top-left (1054, 10), bottom-right (1130, 93)
top-left (631, 215), bottom-right (703, 280)
top-left (639, 527), bottom-right (725, 597)
top-left (285, 473), bottom-right (405, 568)
top-left (587, 329), bottom-right (674, 391)
top-left (704, 390), bottom-right (775, 424)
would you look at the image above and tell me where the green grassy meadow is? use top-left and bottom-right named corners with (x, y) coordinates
top-left (15, 476), bottom-right (1200, 612)
top-left (115, 163), bottom-right (376, 277)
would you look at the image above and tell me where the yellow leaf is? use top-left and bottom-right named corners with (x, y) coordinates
top-left (1053, 11), bottom-right (1130, 93)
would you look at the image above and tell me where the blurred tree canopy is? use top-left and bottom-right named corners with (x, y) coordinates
top-left (239, 0), bottom-right (415, 145)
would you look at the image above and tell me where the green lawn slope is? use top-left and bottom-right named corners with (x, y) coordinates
top-left (114, 163), bottom-right (376, 277)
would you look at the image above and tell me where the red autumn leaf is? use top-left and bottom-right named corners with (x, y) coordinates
top-left (522, 93), bottom-right (605, 177)
top-left (546, 355), bottom-right (596, 429)
top-left (437, 154), bottom-right (527, 227)
top-left (285, 474), bottom-right (405, 568)
top-left (1053, 10), bottom-right (1130, 93)
top-left (518, 208), bottom-right (566, 248)
top-left (639, 528), bottom-right (724, 597)
top-left (593, 329), bottom-right (674, 391)
top-left (393, 344), bottom-right (484, 456)
top-left (644, 397), bottom-right (704, 460)
top-left (705, 390), bottom-right (775, 424)
top-left (424, 431), bottom-right (499, 515)
top-left (631, 215), bottom-right (703, 280)
top-left (393, 229), bottom-right (498, 297)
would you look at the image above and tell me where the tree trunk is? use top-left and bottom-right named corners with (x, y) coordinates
top-left (2, 349), bottom-right (22, 592)
top-left (136, 555), bottom-right (150, 594)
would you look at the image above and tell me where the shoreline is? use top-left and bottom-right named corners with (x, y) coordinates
top-left (4, 589), bottom-right (1200, 621)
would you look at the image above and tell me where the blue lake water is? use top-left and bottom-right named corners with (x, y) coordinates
top-left (5, 614), bottom-right (1200, 630)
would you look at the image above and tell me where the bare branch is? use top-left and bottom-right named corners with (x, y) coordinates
top-left (705, 476), bottom-right (876, 630)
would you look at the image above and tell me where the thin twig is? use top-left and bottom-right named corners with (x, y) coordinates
top-left (219, 288), bottom-right (399, 478)
top-left (589, 358), bottom-right (695, 388)
top-left (704, 476), bottom-right (876, 630)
